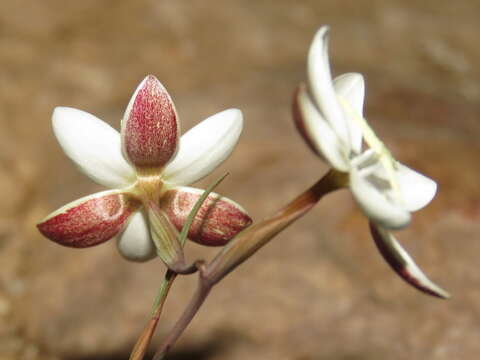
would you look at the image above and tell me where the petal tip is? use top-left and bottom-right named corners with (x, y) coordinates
top-left (51, 105), bottom-right (135, 189)
top-left (162, 108), bottom-right (244, 185)
top-left (314, 25), bottom-right (330, 40)
top-left (380, 211), bottom-right (412, 231)
top-left (396, 164), bottom-right (438, 212)
top-left (334, 72), bottom-right (365, 91)
top-left (52, 106), bottom-right (78, 127)
top-left (435, 288), bottom-right (451, 300)
top-left (370, 223), bottom-right (450, 300)
top-left (52, 106), bottom-right (68, 118)
top-left (117, 212), bottom-right (157, 262)
top-left (52, 107), bottom-right (94, 132)
top-left (144, 74), bottom-right (158, 82)
top-left (215, 108), bottom-right (244, 130)
top-left (310, 26), bottom-right (330, 56)
top-left (137, 75), bottom-right (169, 96)
top-left (225, 108), bottom-right (243, 123)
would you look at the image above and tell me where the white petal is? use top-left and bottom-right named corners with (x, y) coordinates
top-left (307, 26), bottom-right (350, 148)
top-left (53, 107), bottom-right (136, 189)
top-left (296, 85), bottom-right (349, 171)
top-left (117, 210), bottom-right (156, 262)
top-left (163, 109), bottom-right (243, 185)
top-left (333, 73), bottom-right (365, 153)
top-left (350, 165), bottom-right (411, 229)
top-left (334, 73), bottom-right (365, 116)
top-left (396, 163), bottom-right (437, 212)
top-left (370, 224), bottom-right (450, 299)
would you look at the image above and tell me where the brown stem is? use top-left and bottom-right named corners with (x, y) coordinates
top-left (169, 259), bottom-right (206, 275)
top-left (152, 269), bottom-right (212, 360)
top-left (205, 169), bottom-right (344, 284)
top-left (152, 170), bottom-right (344, 359)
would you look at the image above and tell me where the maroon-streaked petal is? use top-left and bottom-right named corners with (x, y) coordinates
top-left (159, 186), bottom-right (252, 246)
top-left (292, 85), bottom-right (321, 157)
top-left (369, 222), bottom-right (450, 299)
top-left (38, 190), bottom-right (140, 248)
top-left (293, 83), bottom-right (349, 172)
top-left (121, 75), bottom-right (179, 168)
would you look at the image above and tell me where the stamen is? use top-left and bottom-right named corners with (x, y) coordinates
top-left (357, 159), bottom-right (383, 178)
top-left (350, 148), bottom-right (377, 169)
top-left (337, 96), bottom-right (402, 203)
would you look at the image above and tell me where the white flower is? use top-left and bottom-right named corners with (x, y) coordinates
top-left (38, 75), bottom-right (252, 263)
top-left (293, 26), bottom-right (448, 298)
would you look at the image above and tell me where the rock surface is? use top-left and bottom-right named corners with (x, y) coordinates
top-left (1, 1), bottom-right (479, 359)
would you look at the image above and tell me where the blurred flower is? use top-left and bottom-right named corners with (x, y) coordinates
top-left (38, 75), bottom-right (252, 263)
top-left (293, 26), bottom-right (448, 298)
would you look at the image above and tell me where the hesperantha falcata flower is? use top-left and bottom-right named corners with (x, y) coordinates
top-left (38, 75), bottom-right (252, 267)
top-left (292, 26), bottom-right (449, 298)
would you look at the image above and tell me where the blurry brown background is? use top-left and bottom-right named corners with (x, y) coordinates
top-left (1, 1), bottom-right (480, 359)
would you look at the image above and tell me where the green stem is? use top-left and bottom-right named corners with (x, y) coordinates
top-left (130, 270), bottom-right (176, 360)
top-left (151, 270), bottom-right (177, 314)
top-left (129, 173), bottom-right (230, 360)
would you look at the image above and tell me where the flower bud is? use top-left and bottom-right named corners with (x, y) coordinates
top-left (122, 75), bottom-right (179, 168)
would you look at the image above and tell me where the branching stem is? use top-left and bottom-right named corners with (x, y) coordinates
top-left (153, 170), bottom-right (345, 359)
top-left (129, 173), bottom-right (229, 360)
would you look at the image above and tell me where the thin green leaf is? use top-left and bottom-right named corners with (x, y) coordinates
top-left (178, 172), bottom-right (229, 246)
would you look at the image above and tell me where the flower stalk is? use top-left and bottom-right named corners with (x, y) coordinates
top-left (152, 169), bottom-right (346, 360)
top-left (205, 169), bottom-right (346, 284)
top-left (129, 173), bottom-right (230, 360)
top-left (129, 270), bottom-right (176, 360)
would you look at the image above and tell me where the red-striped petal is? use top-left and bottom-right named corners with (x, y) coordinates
top-left (369, 222), bottom-right (449, 299)
top-left (38, 191), bottom-right (140, 248)
top-left (160, 187), bottom-right (252, 246)
top-left (122, 75), bottom-right (179, 168)
top-left (292, 85), bottom-right (321, 157)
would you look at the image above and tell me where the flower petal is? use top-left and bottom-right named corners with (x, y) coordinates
top-left (121, 75), bottom-right (179, 168)
top-left (369, 223), bottom-right (450, 299)
top-left (52, 107), bottom-right (136, 189)
top-left (117, 210), bottom-right (156, 262)
top-left (307, 26), bottom-right (350, 147)
top-left (333, 73), bottom-right (365, 117)
top-left (333, 73), bottom-right (365, 153)
top-left (350, 164), bottom-right (411, 229)
top-left (160, 186), bottom-right (252, 246)
top-left (294, 84), bottom-right (349, 172)
top-left (37, 190), bottom-right (140, 248)
top-left (292, 86), bottom-right (322, 157)
top-left (396, 163), bottom-right (437, 212)
top-left (163, 109), bottom-right (243, 186)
